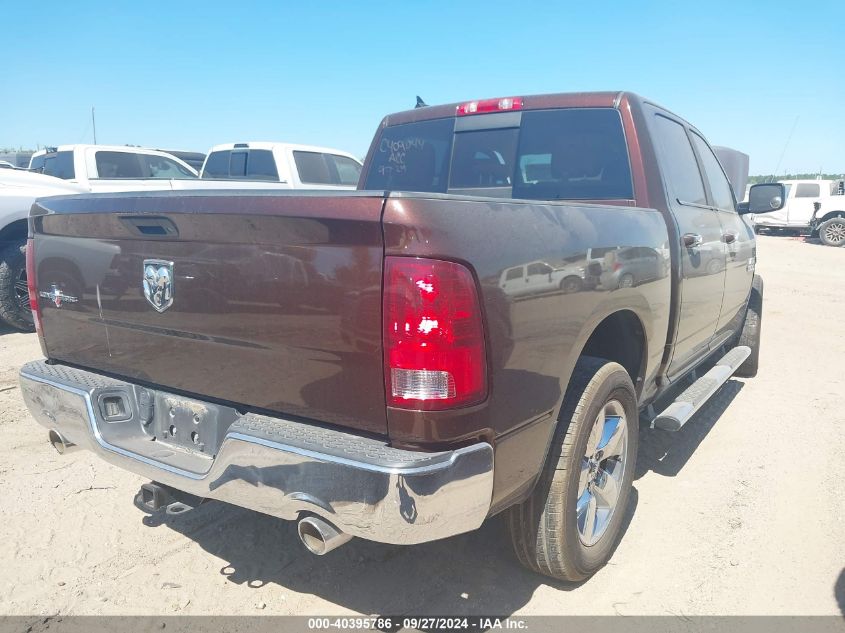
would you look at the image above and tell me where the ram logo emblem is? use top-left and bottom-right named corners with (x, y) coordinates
top-left (142, 259), bottom-right (174, 313)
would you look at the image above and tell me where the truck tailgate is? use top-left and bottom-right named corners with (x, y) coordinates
top-left (30, 191), bottom-right (388, 435)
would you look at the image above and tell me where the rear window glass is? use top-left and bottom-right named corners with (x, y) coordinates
top-left (245, 149), bottom-right (279, 180)
top-left (229, 152), bottom-right (247, 177)
top-left (95, 151), bottom-right (143, 178)
top-left (363, 109), bottom-right (633, 200)
top-left (202, 149), bottom-right (280, 181)
top-left (513, 109), bottom-right (633, 200)
top-left (364, 117), bottom-right (455, 192)
top-left (42, 151), bottom-right (75, 179)
top-left (451, 128), bottom-right (519, 190)
top-left (202, 151), bottom-right (231, 178)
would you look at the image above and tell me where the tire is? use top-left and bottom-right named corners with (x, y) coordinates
top-left (618, 273), bottom-right (634, 288)
top-left (735, 274), bottom-right (762, 378)
top-left (560, 276), bottom-right (583, 294)
top-left (506, 357), bottom-right (639, 581)
top-left (0, 240), bottom-right (34, 332)
top-left (818, 217), bottom-right (845, 247)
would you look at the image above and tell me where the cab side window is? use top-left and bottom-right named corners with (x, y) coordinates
top-left (795, 183), bottom-right (820, 198)
top-left (691, 133), bottom-right (735, 212)
top-left (652, 115), bottom-right (707, 206)
top-left (95, 151), bottom-right (143, 178)
top-left (505, 267), bottom-right (523, 281)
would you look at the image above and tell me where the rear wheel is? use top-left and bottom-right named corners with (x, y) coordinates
top-left (560, 276), bottom-right (583, 294)
top-left (0, 240), bottom-right (34, 332)
top-left (506, 357), bottom-right (638, 581)
top-left (735, 275), bottom-right (763, 378)
top-left (818, 217), bottom-right (845, 247)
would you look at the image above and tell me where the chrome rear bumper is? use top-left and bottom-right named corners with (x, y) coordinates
top-left (19, 360), bottom-right (493, 545)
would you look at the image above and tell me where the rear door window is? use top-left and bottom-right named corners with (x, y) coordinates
top-left (95, 151), bottom-right (143, 178)
top-left (293, 151), bottom-right (333, 184)
top-left (330, 155), bottom-right (362, 185)
top-left (42, 151), bottom-right (75, 179)
top-left (140, 154), bottom-right (197, 179)
top-left (795, 183), bottom-right (820, 198)
top-left (651, 115), bottom-right (707, 206)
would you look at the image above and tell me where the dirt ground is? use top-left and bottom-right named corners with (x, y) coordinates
top-left (1, 235), bottom-right (843, 617)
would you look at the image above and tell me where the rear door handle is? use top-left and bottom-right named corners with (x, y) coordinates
top-left (723, 231), bottom-right (737, 244)
top-left (682, 233), bottom-right (703, 248)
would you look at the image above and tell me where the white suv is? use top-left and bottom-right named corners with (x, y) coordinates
top-left (750, 179), bottom-right (845, 246)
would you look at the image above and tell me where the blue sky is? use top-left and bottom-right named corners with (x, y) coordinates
top-left (2, 1), bottom-right (843, 175)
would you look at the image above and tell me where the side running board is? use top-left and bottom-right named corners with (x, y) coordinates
top-left (652, 346), bottom-right (751, 431)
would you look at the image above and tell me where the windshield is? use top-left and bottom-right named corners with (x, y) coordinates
top-left (364, 108), bottom-right (633, 200)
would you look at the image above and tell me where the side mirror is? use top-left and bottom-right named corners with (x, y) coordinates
top-left (741, 183), bottom-right (786, 215)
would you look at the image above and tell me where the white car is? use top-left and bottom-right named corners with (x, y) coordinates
top-left (0, 170), bottom-right (88, 331)
top-left (200, 142), bottom-right (362, 188)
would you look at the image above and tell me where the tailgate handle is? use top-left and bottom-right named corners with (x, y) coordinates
top-left (121, 216), bottom-right (179, 238)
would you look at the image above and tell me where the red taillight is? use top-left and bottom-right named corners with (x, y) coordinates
top-left (26, 238), bottom-right (43, 335)
top-left (384, 257), bottom-right (487, 410)
top-left (456, 97), bottom-right (523, 116)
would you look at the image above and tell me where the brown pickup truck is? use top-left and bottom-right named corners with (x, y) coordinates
top-left (19, 92), bottom-right (785, 581)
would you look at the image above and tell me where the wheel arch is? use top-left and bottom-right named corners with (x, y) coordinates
top-left (0, 219), bottom-right (28, 245)
top-left (578, 309), bottom-right (647, 396)
top-left (819, 210), bottom-right (845, 223)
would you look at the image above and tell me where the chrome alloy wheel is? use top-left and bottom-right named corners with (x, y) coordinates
top-left (576, 400), bottom-right (628, 546)
top-left (823, 220), bottom-right (845, 246)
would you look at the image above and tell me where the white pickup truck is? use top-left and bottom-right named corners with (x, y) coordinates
top-left (29, 144), bottom-right (203, 191)
top-left (750, 178), bottom-right (845, 246)
top-left (199, 142), bottom-right (362, 188)
top-left (0, 170), bottom-right (88, 330)
top-left (30, 143), bottom-right (363, 192)
top-left (3, 142), bottom-right (364, 330)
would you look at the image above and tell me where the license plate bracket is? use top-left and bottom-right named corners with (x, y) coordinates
top-left (153, 393), bottom-right (226, 456)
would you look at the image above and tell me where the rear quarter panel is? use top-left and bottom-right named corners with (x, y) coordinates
top-left (383, 193), bottom-right (671, 507)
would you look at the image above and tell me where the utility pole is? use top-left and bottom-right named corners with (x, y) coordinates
top-left (92, 107), bottom-right (97, 144)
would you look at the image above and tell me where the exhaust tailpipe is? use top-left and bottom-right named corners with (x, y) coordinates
top-left (297, 516), bottom-right (352, 555)
top-left (49, 429), bottom-right (78, 455)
